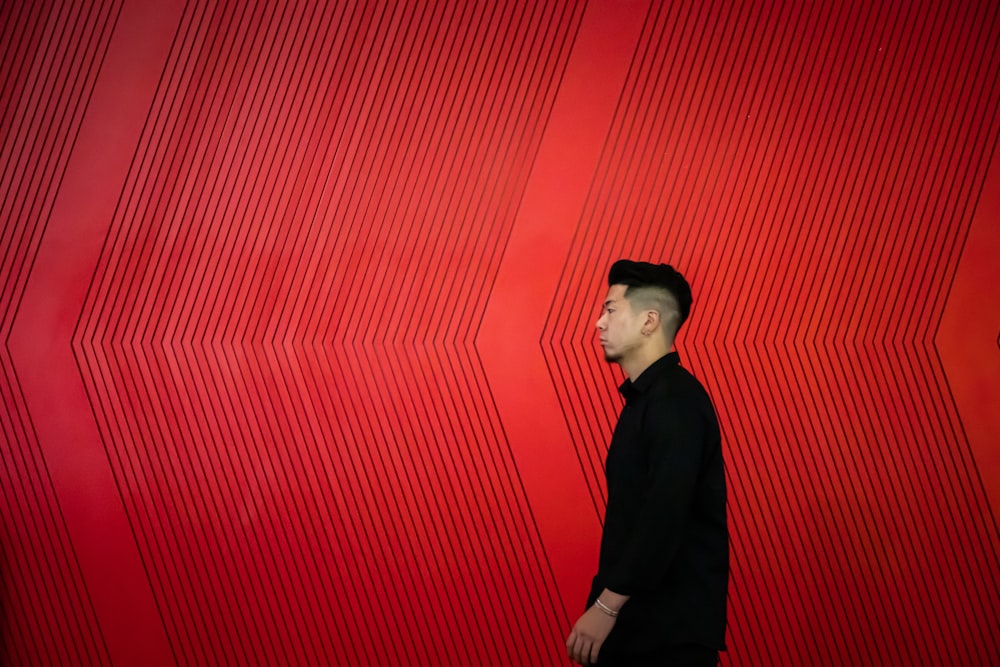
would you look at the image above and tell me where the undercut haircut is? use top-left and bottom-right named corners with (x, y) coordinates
top-left (608, 259), bottom-right (693, 339)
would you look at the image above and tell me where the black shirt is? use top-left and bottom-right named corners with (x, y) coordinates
top-left (588, 352), bottom-right (728, 656)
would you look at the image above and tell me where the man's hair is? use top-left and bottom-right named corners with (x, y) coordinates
top-left (608, 259), bottom-right (693, 337)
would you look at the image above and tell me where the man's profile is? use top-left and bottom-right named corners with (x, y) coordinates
top-left (566, 259), bottom-right (728, 666)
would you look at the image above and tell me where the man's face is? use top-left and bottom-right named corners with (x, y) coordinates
top-left (596, 284), bottom-right (644, 363)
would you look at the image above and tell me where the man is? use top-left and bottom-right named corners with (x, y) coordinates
top-left (566, 260), bottom-right (728, 666)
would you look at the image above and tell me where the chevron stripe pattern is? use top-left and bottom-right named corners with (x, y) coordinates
top-left (2, 1), bottom-right (999, 666)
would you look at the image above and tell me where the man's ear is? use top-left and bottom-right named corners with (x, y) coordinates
top-left (644, 309), bottom-right (661, 333)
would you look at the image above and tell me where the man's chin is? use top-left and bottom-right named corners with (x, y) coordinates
top-left (603, 351), bottom-right (621, 363)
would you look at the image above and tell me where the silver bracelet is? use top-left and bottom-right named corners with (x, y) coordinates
top-left (594, 598), bottom-right (619, 618)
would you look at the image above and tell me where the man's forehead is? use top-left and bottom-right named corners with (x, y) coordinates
top-left (605, 284), bottom-right (628, 301)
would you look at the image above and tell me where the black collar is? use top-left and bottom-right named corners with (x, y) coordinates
top-left (619, 351), bottom-right (681, 403)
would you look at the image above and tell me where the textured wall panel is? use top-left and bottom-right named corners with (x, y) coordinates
top-left (68, 1), bottom-right (585, 665)
top-left (545, 1), bottom-right (1000, 666)
top-left (2, 1), bottom-right (119, 664)
top-left (6, 0), bottom-right (186, 662)
top-left (2, 0), bottom-right (999, 666)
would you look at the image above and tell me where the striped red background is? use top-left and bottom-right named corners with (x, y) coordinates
top-left (2, 1), bottom-right (999, 665)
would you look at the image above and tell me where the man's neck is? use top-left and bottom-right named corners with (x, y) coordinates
top-left (621, 343), bottom-right (673, 381)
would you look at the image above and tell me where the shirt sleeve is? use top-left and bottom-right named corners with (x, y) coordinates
top-left (602, 392), bottom-right (706, 595)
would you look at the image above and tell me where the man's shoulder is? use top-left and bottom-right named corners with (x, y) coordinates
top-left (647, 363), bottom-right (719, 421)
top-left (650, 361), bottom-right (709, 399)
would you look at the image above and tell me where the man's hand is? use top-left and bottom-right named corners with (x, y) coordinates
top-left (566, 605), bottom-right (617, 665)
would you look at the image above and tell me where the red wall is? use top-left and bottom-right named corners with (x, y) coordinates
top-left (3, 1), bottom-right (999, 665)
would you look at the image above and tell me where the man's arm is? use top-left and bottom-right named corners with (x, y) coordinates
top-left (602, 394), bottom-right (705, 595)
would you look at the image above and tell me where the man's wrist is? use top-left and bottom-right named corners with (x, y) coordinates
top-left (596, 588), bottom-right (629, 614)
top-left (594, 598), bottom-right (619, 617)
